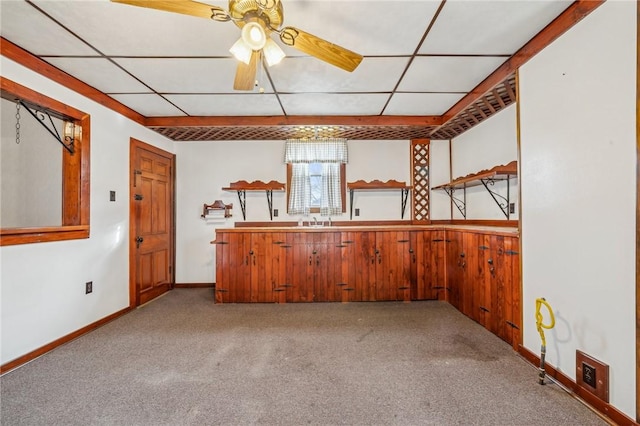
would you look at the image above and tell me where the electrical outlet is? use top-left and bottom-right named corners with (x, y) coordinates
top-left (273, 209), bottom-right (278, 217)
top-left (576, 350), bottom-right (609, 402)
top-left (85, 281), bottom-right (93, 294)
top-left (509, 203), bottom-right (515, 214)
top-left (110, 191), bottom-right (116, 202)
top-left (355, 208), bottom-right (360, 217)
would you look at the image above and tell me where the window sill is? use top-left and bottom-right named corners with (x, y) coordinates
top-left (0, 225), bottom-right (89, 246)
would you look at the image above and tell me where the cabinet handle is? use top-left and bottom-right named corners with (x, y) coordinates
top-left (245, 256), bottom-right (249, 265)
top-left (316, 256), bottom-right (320, 266)
top-left (412, 254), bottom-right (416, 264)
top-left (378, 255), bottom-right (382, 264)
top-left (487, 258), bottom-right (493, 265)
top-left (371, 256), bottom-right (375, 265)
top-left (309, 256), bottom-right (312, 265)
top-left (480, 306), bottom-right (489, 312)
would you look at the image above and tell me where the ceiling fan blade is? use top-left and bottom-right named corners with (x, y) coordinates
top-left (279, 27), bottom-right (363, 72)
top-left (233, 51), bottom-right (259, 91)
top-left (110, 1), bottom-right (230, 21)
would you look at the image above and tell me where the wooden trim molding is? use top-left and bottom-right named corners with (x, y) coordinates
top-left (0, 307), bottom-right (132, 375)
top-left (518, 346), bottom-right (639, 426)
top-left (0, 37), bottom-right (145, 125)
top-left (430, 219), bottom-right (519, 228)
top-left (173, 283), bottom-right (215, 288)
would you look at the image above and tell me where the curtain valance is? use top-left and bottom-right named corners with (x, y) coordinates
top-left (284, 138), bottom-right (348, 163)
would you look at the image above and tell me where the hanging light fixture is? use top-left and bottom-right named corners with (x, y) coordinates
top-left (230, 20), bottom-right (285, 67)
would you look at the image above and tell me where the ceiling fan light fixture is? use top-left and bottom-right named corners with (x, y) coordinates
top-left (229, 38), bottom-right (253, 64)
top-left (263, 38), bottom-right (285, 66)
top-left (241, 22), bottom-right (267, 50)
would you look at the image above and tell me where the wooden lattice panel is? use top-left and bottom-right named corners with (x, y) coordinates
top-left (152, 125), bottom-right (438, 141)
top-left (430, 74), bottom-right (516, 140)
top-left (411, 140), bottom-right (430, 222)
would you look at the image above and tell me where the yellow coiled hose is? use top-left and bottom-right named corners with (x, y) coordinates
top-left (535, 298), bottom-right (555, 384)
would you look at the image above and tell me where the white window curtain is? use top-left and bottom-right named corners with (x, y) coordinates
top-left (285, 138), bottom-right (348, 216)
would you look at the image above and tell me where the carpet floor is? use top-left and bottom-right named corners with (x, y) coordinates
top-left (1, 288), bottom-right (608, 425)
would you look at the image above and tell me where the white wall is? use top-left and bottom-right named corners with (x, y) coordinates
top-left (0, 57), bottom-right (174, 364)
top-left (519, 0), bottom-right (636, 417)
top-left (174, 139), bottom-right (412, 283)
top-left (430, 104), bottom-right (518, 220)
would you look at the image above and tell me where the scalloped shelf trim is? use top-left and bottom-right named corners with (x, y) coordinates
top-left (222, 180), bottom-right (285, 191)
top-left (451, 161), bottom-right (517, 184)
top-left (347, 179), bottom-right (410, 190)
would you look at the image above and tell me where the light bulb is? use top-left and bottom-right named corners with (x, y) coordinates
top-left (241, 22), bottom-right (266, 50)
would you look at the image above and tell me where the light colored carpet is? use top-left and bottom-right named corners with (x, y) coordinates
top-left (1, 288), bottom-right (607, 425)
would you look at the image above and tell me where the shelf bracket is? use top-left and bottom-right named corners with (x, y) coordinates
top-left (401, 188), bottom-right (409, 219)
top-left (443, 187), bottom-right (466, 219)
top-left (18, 100), bottom-right (75, 154)
top-left (236, 190), bottom-right (247, 220)
top-left (480, 178), bottom-right (510, 219)
top-left (266, 190), bottom-right (274, 220)
top-left (349, 189), bottom-right (355, 219)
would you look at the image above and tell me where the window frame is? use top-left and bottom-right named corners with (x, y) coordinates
top-left (286, 162), bottom-right (346, 214)
top-left (0, 77), bottom-right (90, 246)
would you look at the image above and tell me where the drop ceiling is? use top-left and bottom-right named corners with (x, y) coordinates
top-left (0, 0), bottom-right (576, 140)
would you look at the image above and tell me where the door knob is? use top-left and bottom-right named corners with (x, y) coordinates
top-left (135, 236), bottom-right (144, 248)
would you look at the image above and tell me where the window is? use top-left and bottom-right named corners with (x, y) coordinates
top-left (0, 78), bottom-right (90, 246)
top-left (284, 139), bottom-right (348, 216)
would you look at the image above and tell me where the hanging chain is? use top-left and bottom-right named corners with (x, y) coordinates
top-left (15, 101), bottom-right (21, 145)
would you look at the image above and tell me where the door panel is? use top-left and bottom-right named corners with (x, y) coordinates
top-left (130, 140), bottom-right (175, 307)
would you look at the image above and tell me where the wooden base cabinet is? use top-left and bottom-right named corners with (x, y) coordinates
top-left (214, 227), bottom-right (520, 350)
top-left (444, 230), bottom-right (521, 350)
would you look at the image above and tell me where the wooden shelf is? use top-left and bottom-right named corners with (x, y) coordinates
top-left (347, 180), bottom-right (412, 219)
top-left (222, 180), bottom-right (285, 221)
top-left (432, 161), bottom-right (517, 219)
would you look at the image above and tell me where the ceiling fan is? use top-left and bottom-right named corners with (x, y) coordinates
top-left (111, 0), bottom-right (364, 91)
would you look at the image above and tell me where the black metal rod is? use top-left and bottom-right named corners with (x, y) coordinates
top-left (349, 189), bottom-right (354, 219)
top-left (237, 190), bottom-right (247, 220)
top-left (266, 190), bottom-right (273, 221)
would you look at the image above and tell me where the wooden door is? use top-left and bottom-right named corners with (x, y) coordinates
top-left (474, 234), bottom-right (492, 326)
top-left (130, 140), bottom-right (175, 307)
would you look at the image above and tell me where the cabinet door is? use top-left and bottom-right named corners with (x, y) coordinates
top-left (287, 232), bottom-right (314, 302)
top-left (502, 236), bottom-right (521, 349)
top-left (336, 232), bottom-right (357, 302)
top-left (272, 233), bottom-right (290, 303)
top-left (429, 230), bottom-right (446, 300)
top-left (462, 232), bottom-right (480, 319)
top-left (375, 231), bottom-right (411, 301)
top-left (311, 232), bottom-right (341, 302)
top-left (472, 234), bottom-right (492, 326)
top-left (214, 231), bottom-right (231, 303)
top-left (218, 232), bottom-right (252, 303)
top-left (445, 231), bottom-right (464, 309)
top-left (251, 232), bottom-right (286, 303)
top-left (342, 230), bottom-right (377, 301)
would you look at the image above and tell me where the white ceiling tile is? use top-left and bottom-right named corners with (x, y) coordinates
top-left (43, 57), bottom-right (152, 93)
top-left (269, 56), bottom-right (409, 93)
top-left (280, 1), bottom-right (441, 56)
top-left (32, 0), bottom-right (238, 56)
top-left (384, 93), bottom-right (466, 116)
top-left (109, 94), bottom-right (187, 117)
top-left (165, 94), bottom-right (283, 116)
top-left (419, 0), bottom-right (572, 55)
top-left (398, 56), bottom-right (507, 92)
top-left (0, 1), bottom-right (97, 55)
top-left (112, 58), bottom-right (259, 93)
top-left (280, 93), bottom-right (389, 115)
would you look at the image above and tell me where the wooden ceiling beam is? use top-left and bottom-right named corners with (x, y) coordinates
top-left (144, 115), bottom-right (442, 128)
